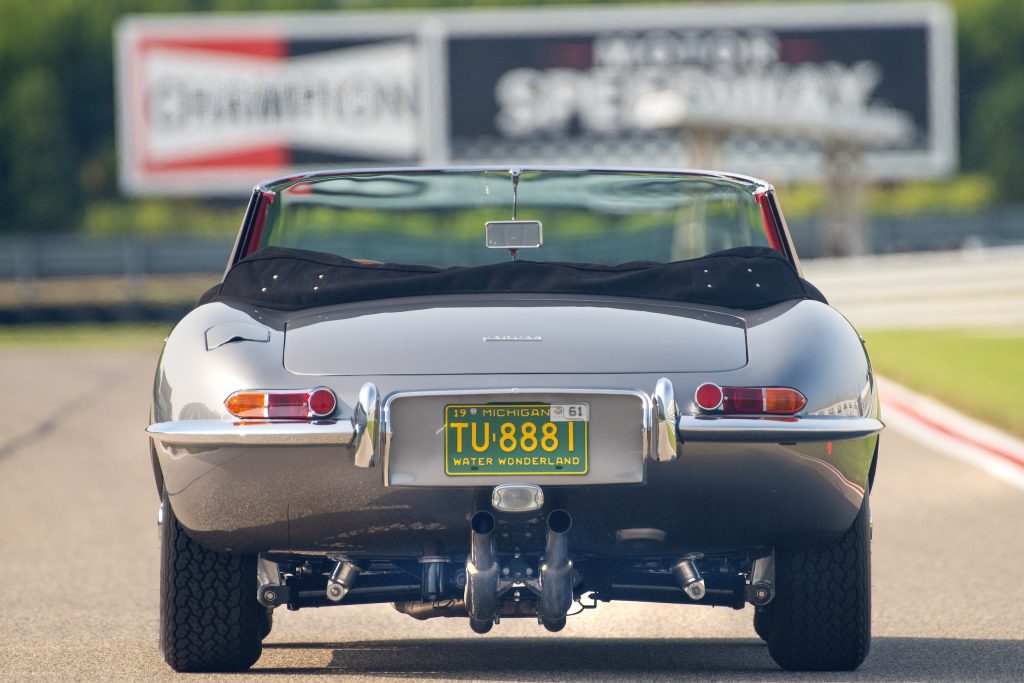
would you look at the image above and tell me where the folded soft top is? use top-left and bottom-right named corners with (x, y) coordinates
top-left (199, 246), bottom-right (826, 311)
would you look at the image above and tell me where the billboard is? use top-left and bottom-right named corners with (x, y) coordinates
top-left (116, 3), bottom-right (956, 195)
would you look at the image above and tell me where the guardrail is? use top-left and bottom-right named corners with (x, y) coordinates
top-left (1, 206), bottom-right (1023, 280)
top-left (0, 236), bottom-right (233, 279)
top-left (787, 204), bottom-right (1024, 257)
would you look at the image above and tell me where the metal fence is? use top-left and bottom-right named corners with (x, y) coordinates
top-left (1, 206), bottom-right (1022, 280)
top-left (788, 204), bottom-right (1024, 258)
top-left (0, 236), bottom-right (233, 279)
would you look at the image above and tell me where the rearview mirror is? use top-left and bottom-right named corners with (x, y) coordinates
top-left (485, 220), bottom-right (543, 249)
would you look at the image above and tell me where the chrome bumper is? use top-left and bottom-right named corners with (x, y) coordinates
top-left (146, 419), bottom-right (356, 446)
top-left (147, 378), bottom-right (882, 458)
top-left (676, 415), bottom-right (884, 443)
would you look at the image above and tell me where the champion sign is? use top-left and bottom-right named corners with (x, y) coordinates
top-left (117, 27), bottom-right (421, 194)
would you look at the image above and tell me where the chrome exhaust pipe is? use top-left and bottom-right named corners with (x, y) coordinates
top-left (537, 509), bottom-right (574, 629)
top-left (464, 511), bottom-right (500, 627)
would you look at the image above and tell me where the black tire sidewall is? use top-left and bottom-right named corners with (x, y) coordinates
top-left (159, 492), bottom-right (263, 672)
top-left (766, 496), bottom-right (871, 671)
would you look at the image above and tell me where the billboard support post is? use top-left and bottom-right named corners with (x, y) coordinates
top-left (822, 143), bottom-right (868, 257)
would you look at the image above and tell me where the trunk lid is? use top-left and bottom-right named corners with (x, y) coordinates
top-left (283, 297), bottom-right (747, 376)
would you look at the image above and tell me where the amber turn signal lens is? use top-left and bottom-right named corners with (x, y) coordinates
top-left (763, 387), bottom-right (807, 414)
top-left (225, 392), bottom-right (267, 419)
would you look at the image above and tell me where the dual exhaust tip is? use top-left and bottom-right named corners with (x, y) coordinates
top-left (471, 508), bottom-right (572, 536)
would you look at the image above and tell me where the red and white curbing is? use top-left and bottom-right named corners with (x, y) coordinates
top-left (878, 377), bottom-right (1024, 492)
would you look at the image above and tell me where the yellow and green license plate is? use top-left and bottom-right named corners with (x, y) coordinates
top-left (444, 403), bottom-right (589, 476)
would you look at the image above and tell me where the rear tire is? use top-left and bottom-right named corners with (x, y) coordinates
top-left (160, 493), bottom-right (263, 672)
top-left (753, 604), bottom-right (772, 642)
top-left (469, 618), bottom-right (493, 634)
top-left (541, 617), bottom-right (567, 633)
top-left (259, 608), bottom-right (274, 639)
top-left (766, 497), bottom-right (871, 671)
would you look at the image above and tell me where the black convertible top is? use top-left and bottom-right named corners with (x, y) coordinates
top-left (200, 246), bottom-right (826, 311)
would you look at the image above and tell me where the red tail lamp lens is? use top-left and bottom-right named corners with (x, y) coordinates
top-left (727, 387), bottom-right (766, 414)
top-left (694, 384), bottom-right (806, 415)
top-left (695, 383), bottom-right (724, 411)
top-left (267, 392), bottom-right (311, 419)
top-left (308, 388), bottom-right (337, 417)
top-left (225, 388), bottom-right (337, 420)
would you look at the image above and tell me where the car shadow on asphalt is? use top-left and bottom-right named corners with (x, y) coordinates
top-left (259, 637), bottom-right (1024, 680)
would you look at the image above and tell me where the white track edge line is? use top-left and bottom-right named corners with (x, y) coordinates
top-left (877, 377), bottom-right (1024, 493)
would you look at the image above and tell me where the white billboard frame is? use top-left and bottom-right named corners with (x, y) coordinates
top-left (116, 2), bottom-right (956, 196)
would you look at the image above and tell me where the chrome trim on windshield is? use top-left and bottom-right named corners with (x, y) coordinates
top-left (147, 419), bottom-right (356, 446)
top-left (676, 415), bottom-right (883, 443)
top-left (257, 165), bottom-right (773, 195)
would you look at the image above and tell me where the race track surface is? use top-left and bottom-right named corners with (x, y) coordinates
top-left (1, 351), bottom-right (1022, 682)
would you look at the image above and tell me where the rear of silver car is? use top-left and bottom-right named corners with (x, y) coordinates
top-left (149, 293), bottom-right (880, 627)
top-left (148, 168), bottom-right (881, 673)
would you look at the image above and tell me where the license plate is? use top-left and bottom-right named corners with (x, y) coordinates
top-left (444, 403), bottom-right (589, 476)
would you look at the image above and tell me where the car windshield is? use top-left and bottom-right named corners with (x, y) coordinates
top-left (253, 169), bottom-right (772, 266)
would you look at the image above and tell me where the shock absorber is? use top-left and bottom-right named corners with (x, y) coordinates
top-left (671, 557), bottom-right (706, 601)
top-left (326, 560), bottom-right (360, 602)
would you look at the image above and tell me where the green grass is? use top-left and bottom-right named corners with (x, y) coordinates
top-left (0, 323), bottom-right (172, 351)
top-left (864, 328), bottom-right (1024, 439)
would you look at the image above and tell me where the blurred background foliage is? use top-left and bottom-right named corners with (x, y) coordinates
top-left (0, 0), bottom-right (1019, 236)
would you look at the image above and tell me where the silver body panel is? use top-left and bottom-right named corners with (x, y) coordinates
top-left (284, 298), bottom-right (747, 375)
top-left (151, 294), bottom-right (881, 555)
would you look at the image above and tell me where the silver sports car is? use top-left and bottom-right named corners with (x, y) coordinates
top-left (148, 167), bottom-right (882, 672)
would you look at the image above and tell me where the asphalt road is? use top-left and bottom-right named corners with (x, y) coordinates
top-left (1, 351), bottom-right (1022, 682)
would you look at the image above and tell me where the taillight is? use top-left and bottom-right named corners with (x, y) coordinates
top-left (763, 387), bottom-right (807, 414)
top-left (695, 382), bottom-right (724, 411)
top-left (694, 383), bottom-right (806, 415)
top-left (307, 388), bottom-right (336, 416)
top-left (225, 388), bottom-right (337, 420)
